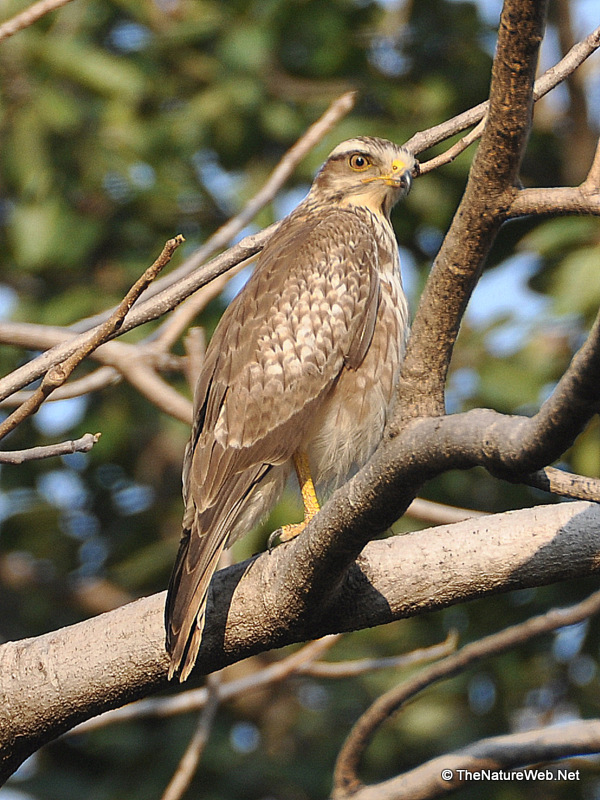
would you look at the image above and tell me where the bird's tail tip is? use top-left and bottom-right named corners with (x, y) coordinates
top-left (167, 657), bottom-right (195, 683)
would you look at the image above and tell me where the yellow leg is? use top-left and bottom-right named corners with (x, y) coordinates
top-left (295, 450), bottom-right (320, 520)
top-left (279, 451), bottom-right (320, 543)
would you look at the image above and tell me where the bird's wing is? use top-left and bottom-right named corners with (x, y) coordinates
top-left (166, 205), bottom-right (383, 679)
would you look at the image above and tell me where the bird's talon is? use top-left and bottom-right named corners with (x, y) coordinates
top-left (267, 528), bottom-right (282, 552)
top-left (268, 520), bottom-right (307, 551)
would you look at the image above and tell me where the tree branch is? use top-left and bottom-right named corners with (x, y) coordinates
top-left (0, 323), bottom-right (192, 423)
top-left (0, 432), bottom-right (100, 464)
top-left (69, 635), bottom-right (456, 736)
top-left (523, 466), bottom-right (600, 502)
top-left (333, 587), bottom-right (600, 795)
top-left (0, 0), bottom-right (75, 42)
top-left (160, 673), bottom-right (221, 800)
top-left (0, 236), bottom-right (267, 402)
top-left (410, 23), bottom-right (600, 168)
top-left (70, 636), bottom-right (340, 734)
top-left (395, 0), bottom-right (548, 420)
top-left (0, 366), bottom-right (121, 406)
top-left (2, 500), bottom-right (600, 783)
top-left (340, 721), bottom-right (600, 800)
top-left (405, 498), bottom-right (487, 525)
top-left (509, 137), bottom-right (600, 217)
top-left (0, 236), bottom-right (183, 437)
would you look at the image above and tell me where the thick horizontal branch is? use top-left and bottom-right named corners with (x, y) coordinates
top-left (509, 183), bottom-right (600, 217)
top-left (1, 501), bottom-right (600, 782)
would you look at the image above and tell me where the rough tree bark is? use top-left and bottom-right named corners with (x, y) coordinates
top-left (2, 502), bottom-right (600, 783)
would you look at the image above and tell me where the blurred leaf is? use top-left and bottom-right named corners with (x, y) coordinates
top-left (218, 23), bottom-right (273, 72)
top-left (520, 217), bottom-right (600, 258)
top-left (551, 245), bottom-right (600, 316)
top-left (9, 199), bottom-right (103, 271)
top-left (34, 32), bottom-right (146, 101)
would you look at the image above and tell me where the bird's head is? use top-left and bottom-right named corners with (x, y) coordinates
top-left (310, 136), bottom-right (416, 218)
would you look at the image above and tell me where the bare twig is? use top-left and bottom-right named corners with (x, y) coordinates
top-left (0, 235), bottom-right (266, 402)
top-left (304, 632), bottom-right (458, 679)
top-left (405, 499), bottom-right (487, 525)
top-left (161, 674), bottom-right (221, 800)
top-left (0, 323), bottom-right (191, 423)
top-left (0, 0), bottom-right (75, 42)
top-left (333, 588), bottom-right (600, 796)
top-left (522, 466), bottom-right (600, 502)
top-left (509, 136), bottom-right (600, 217)
top-left (0, 433), bottom-right (100, 464)
top-left (0, 236), bottom-right (183, 439)
top-left (0, 367), bottom-right (121, 407)
top-left (408, 23), bottom-right (600, 161)
top-left (0, 93), bottom-right (354, 405)
top-left (418, 117), bottom-right (487, 175)
top-left (344, 721), bottom-right (600, 800)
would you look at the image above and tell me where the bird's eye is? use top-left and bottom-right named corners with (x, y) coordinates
top-left (348, 153), bottom-right (371, 171)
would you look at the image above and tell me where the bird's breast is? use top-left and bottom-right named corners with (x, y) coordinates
top-left (303, 269), bottom-right (409, 490)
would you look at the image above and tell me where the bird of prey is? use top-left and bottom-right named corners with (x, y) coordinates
top-left (166, 136), bottom-right (415, 681)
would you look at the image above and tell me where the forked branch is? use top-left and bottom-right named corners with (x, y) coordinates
top-left (333, 588), bottom-right (600, 798)
top-left (0, 236), bottom-right (184, 441)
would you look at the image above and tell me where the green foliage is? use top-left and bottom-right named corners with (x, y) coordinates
top-left (0, 0), bottom-right (599, 798)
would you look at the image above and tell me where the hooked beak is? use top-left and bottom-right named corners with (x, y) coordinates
top-left (362, 157), bottom-right (413, 193)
